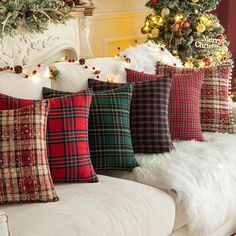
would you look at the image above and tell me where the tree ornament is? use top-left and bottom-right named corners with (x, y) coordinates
top-left (172, 50), bottom-right (178, 55)
top-left (191, 0), bottom-right (199, 3)
top-left (172, 23), bottom-right (180, 31)
top-left (151, 28), bottom-right (159, 37)
top-left (203, 58), bottom-right (212, 66)
top-left (161, 8), bottom-right (170, 17)
top-left (181, 21), bottom-right (190, 29)
top-left (196, 24), bottom-right (206, 33)
top-left (175, 13), bottom-right (184, 23)
top-left (141, 26), bottom-right (151, 34)
top-left (150, 0), bottom-right (158, 4)
top-left (184, 61), bottom-right (194, 68)
top-left (217, 34), bottom-right (224, 40)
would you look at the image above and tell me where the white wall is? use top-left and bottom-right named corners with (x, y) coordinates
top-left (90, 0), bottom-right (150, 57)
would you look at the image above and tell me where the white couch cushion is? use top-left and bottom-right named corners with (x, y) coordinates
top-left (52, 58), bottom-right (121, 92)
top-left (0, 210), bottom-right (11, 236)
top-left (0, 72), bottom-right (51, 99)
top-left (0, 175), bottom-right (175, 236)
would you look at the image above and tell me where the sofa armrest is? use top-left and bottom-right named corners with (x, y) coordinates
top-left (0, 210), bottom-right (11, 236)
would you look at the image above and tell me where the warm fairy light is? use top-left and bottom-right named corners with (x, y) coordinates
top-left (151, 16), bottom-right (157, 22)
top-left (205, 19), bottom-right (213, 26)
top-left (200, 16), bottom-right (208, 23)
top-left (198, 60), bottom-right (205, 67)
top-left (145, 21), bottom-right (150, 26)
top-left (158, 17), bottom-right (164, 25)
top-left (184, 61), bottom-right (194, 68)
top-left (31, 74), bottom-right (40, 82)
top-left (61, 55), bottom-right (68, 61)
top-left (175, 14), bottom-right (184, 22)
top-left (144, 26), bottom-right (149, 32)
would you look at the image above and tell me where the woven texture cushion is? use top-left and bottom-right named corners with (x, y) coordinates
top-left (126, 68), bottom-right (204, 141)
top-left (88, 77), bottom-right (174, 154)
top-left (156, 63), bottom-right (235, 133)
top-left (0, 91), bottom-right (98, 183)
top-left (43, 86), bottom-right (138, 171)
top-left (0, 100), bottom-right (58, 204)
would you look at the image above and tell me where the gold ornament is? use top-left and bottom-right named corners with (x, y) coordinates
top-left (196, 24), bottom-right (206, 33)
top-left (192, 0), bottom-right (199, 2)
top-left (175, 13), bottom-right (184, 23)
top-left (161, 8), bottom-right (170, 17)
top-left (151, 28), bottom-right (159, 37)
top-left (184, 61), bottom-right (194, 68)
top-left (141, 25), bottom-right (151, 34)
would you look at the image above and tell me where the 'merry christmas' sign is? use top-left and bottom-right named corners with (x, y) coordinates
top-left (195, 36), bottom-right (221, 49)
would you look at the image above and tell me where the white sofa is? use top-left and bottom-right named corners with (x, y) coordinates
top-left (1, 58), bottom-right (236, 236)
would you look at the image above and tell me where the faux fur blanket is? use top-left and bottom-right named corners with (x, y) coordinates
top-left (104, 132), bottom-right (236, 236)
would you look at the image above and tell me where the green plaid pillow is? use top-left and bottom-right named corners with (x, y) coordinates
top-left (43, 86), bottom-right (138, 171)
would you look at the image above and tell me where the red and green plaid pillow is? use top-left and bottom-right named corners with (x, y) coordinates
top-left (156, 63), bottom-right (235, 133)
top-left (0, 91), bottom-right (98, 183)
top-left (126, 68), bottom-right (204, 141)
top-left (88, 76), bottom-right (174, 154)
top-left (0, 100), bottom-right (59, 204)
top-left (43, 86), bottom-right (138, 171)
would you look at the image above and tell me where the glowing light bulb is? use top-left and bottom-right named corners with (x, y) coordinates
top-left (175, 14), bottom-right (184, 22)
top-left (200, 16), bottom-right (208, 23)
top-left (198, 61), bottom-right (205, 68)
top-left (31, 74), bottom-right (40, 82)
top-left (145, 21), bottom-right (150, 26)
top-left (152, 16), bottom-right (157, 22)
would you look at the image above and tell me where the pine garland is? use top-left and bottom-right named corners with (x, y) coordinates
top-left (0, 0), bottom-right (74, 37)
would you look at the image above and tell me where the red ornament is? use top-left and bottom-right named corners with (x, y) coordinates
top-left (218, 42), bottom-right (224, 47)
top-left (150, 0), bottom-right (158, 3)
top-left (37, 64), bottom-right (41, 67)
top-left (64, 0), bottom-right (73, 6)
top-left (181, 21), bottom-right (190, 29)
top-left (173, 63), bottom-right (177, 67)
top-left (172, 23), bottom-right (180, 31)
top-left (217, 34), bottom-right (224, 40)
top-left (203, 58), bottom-right (212, 66)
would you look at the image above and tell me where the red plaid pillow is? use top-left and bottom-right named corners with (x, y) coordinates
top-left (126, 68), bottom-right (204, 141)
top-left (0, 100), bottom-right (59, 204)
top-left (156, 63), bottom-right (235, 133)
top-left (0, 91), bottom-right (98, 183)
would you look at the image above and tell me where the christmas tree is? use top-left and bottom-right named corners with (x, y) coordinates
top-left (142, 0), bottom-right (231, 68)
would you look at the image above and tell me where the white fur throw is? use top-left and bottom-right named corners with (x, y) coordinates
top-left (104, 132), bottom-right (236, 236)
top-left (115, 42), bottom-right (183, 82)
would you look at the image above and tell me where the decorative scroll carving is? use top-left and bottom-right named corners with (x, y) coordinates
top-left (0, 7), bottom-right (95, 67)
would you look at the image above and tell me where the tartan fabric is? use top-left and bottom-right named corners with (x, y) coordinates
top-left (0, 91), bottom-right (98, 183)
top-left (156, 63), bottom-right (235, 133)
top-left (126, 68), bottom-right (204, 141)
top-left (0, 100), bottom-right (59, 204)
top-left (43, 86), bottom-right (138, 171)
top-left (88, 77), bottom-right (174, 154)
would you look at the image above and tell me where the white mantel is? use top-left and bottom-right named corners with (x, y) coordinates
top-left (0, 7), bottom-right (95, 68)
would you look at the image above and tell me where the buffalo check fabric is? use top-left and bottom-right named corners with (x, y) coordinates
top-left (88, 77), bottom-right (174, 154)
top-left (156, 63), bottom-right (235, 133)
top-left (0, 90), bottom-right (98, 183)
top-left (0, 100), bottom-right (59, 204)
top-left (43, 86), bottom-right (138, 171)
top-left (126, 68), bottom-right (204, 141)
